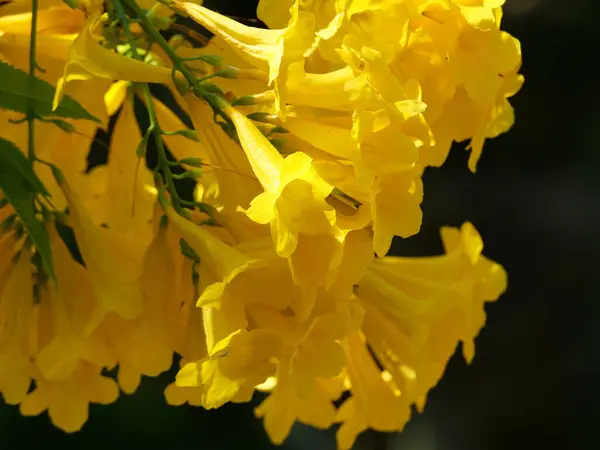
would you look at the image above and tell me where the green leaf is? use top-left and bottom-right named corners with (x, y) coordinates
top-left (0, 137), bottom-right (49, 196)
top-left (0, 138), bottom-right (55, 280)
top-left (44, 118), bottom-right (76, 133)
top-left (0, 60), bottom-right (101, 123)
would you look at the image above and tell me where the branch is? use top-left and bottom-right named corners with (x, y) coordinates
top-left (114, 0), bottom-right (184, 214)
top-left (27, 0), bottom-right (39, 162)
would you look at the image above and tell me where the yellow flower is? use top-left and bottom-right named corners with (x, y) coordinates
top-left (254, 358), bottom-right (340, 445)
top-left (162, 195), bottom-right (311, 336)
top-left (164, 256), bottom-right (209, 407)
top-left (60, 178), bottom-right (146, 323)
top-left (450, 18), bottom-right (521, 105)
top-left (342, 0), bottom-right (414, 65)
top-left (0, 3), bottom-right (83, 81)
top-left (432, 67), bottom-right (523, 172)
top-left (0, 0), bottom-right (66, 16)
top-left (371, 167), bottom-right (424, 256)
top-left (0, 245), bottom-right (34, 405)
top-left (338, 222), bottom-right (507, 447)
top-left (34, 226), bottom-right (113, 382)
top-left (246, 150), bottom-right (336, 256)
top-left (91, 94), bottom-right (155, 237)
top-left (279, 106), bottom-right (426, 256)
top-left (258, 0), bottom-right (350, 73)
top-left (21, 361), bottom-right (118, 433)
top-left (222, 105), bottom-right (357, 291)
top-left (453, 0), bottom-right (505, 30)
top-left (248, 301), bottom-right (359, 392)
top-left (404, 0), bottom-right (522, 171)
top-left (176, 328), bottom-right (281, 409)
top-left (247, 289), bottom-right (363, 443)
top-left (184, 96), bottom-right (266, 242)
top-left (0, 0), bottom-right (521, 442)
top-left (176, 0), bottom-right (316, 116)
top-left (104, 215), bottom-right (179, 394)
top-left (53, 11), bottom-right (173, 112)
top-left (285, 64), bottom-right (366, 111)
top-left (336, 332), bottom-right (411, 450)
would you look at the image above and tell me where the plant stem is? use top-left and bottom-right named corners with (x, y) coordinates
top-left (27, 0), bottom-right (39, 162)
top-left (122, 0), bottom-right (201, 92)
top-left (122, 0), bottom-right (233, 125)
top-left (114, 0), bottom-right (183, 213)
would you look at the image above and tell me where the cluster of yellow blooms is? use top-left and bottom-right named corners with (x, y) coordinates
top-left (0, 0), bottom-right (521, 447)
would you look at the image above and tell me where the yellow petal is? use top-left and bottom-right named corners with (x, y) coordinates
top-left (53, 12), bottom-right (173, 110)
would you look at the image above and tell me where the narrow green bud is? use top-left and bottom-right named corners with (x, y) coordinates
top-left (247, 112), bottom-right (276, 123)
top-left (156, 187), bottom-right (169, 210)
top-left (214, 68), bottom-right (238, 79)
top-left (163, 129), bottom-right (199, 142)
top-left (199, 54), bottom-right (223, 67)
top-left (174, 169), bottom-right (202, 180)
top-left (196, 82), bottom-right (224, 96)
top-left (269, 137), bottom-right (286, 152)
top-left (174, 79), bottom-right (191, 96)
top-left (256, 125), bottom-right (270, 135)
top-left (178, 158), bottom-right (204, 168)
top-left (51, 166), bottom-right (65, 185)
top-left (269, 126), bottom-right (289, 134)
top-left (169, 34), bottom-right (189, 49)
top-left (136, 128), bottom-right (152, 158)
top-left (231, 95), bottom-right (257, 106)
top-left (151, 15), bottom-right (171, 31)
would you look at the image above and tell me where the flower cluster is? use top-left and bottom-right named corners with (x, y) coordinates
top-left (0, 0), bottom-right (520, 447)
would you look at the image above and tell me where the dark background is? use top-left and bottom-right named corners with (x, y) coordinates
top-left (1, 0), bottom-right (599, 448)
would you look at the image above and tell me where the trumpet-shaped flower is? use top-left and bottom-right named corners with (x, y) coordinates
top-left (21, 362), bottom-right (119, 433)
top-left (105, 217), bottom-right (179, 393)
top-left (339, 222), bottom-right (507, 447)
top-left (0, 0), bottom-right (521, 444)
top-left (335, 332), bottom-right (412, 450)
top-left (0, 246), bottom-right (35, 405)
top-left (91, 96), bottom-right (155, 237)
top-left (60, 178), bottom-right (146, 323)
top-left (176, 328), bottom-right (281, 409)
top-left (226, 106), bottom-right (336, 255)
top-left (254, 358), bottom-right (341, 445)
top-left (184, 96), bottom-right (266, 242)
top-left (177, 0), bottom-right (316, 116)
top-left (34, 226), bottom-right (114, 382)
top-left (53, 12), bottom-right (173, 116)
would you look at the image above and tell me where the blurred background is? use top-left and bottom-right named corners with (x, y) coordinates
top-left (1, 0), bottom-right (599, 448)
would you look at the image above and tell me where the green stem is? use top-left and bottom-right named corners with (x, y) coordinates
top-left (122, 0), bottom-right (233, 124)
top-left (122, 0), bottom-right (202, 93)
top-left (114, 0), bottom-right (183, 213)
top-left (27, 0), bottom-right (39, 162)
top-left (122, 0), bottom-right (237, 127)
